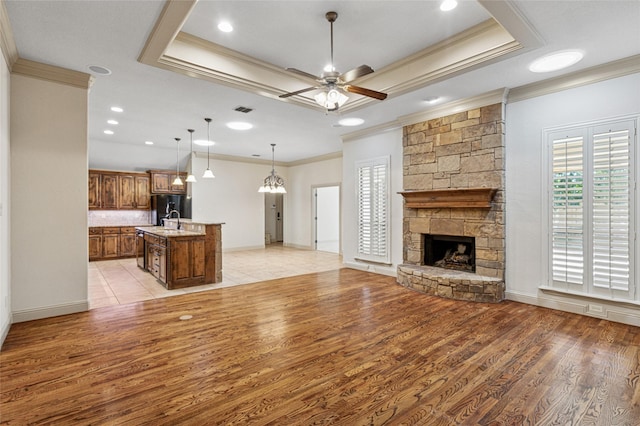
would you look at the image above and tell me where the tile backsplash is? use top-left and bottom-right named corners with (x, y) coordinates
top-left (88, 210), bottom-right (151, 227)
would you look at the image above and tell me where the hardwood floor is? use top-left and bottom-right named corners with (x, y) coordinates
top-left (2, 268), bottom-right (639, 425)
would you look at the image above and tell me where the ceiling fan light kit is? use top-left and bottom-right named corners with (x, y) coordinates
top-left (279, 11), bottom-right (388, 111)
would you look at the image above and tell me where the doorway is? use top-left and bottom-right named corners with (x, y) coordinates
top-left (264, 193), bottom-right (283, 244)
top-left (314, 185), bottom-right (340, 253)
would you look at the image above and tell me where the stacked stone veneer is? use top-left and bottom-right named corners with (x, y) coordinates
top-left (397, 103), bottom-right (505, 303)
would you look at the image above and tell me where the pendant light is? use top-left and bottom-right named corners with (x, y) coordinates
top-left (202, 118), bottom-right (215, 179)
top-left (185, 128), bottom-right (197, 183)
top-left (258, 144), bottom-right (286, 193)
top-left (172, 137), bottom-right (183, 186)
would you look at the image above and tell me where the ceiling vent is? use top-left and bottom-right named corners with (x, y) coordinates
top-left (234, 106), bottom-right (253, 113)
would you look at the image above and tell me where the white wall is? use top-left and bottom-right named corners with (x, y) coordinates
top-left (0, 47), bottom-right (10, 345)
top-left (342, 129), bottom-right (403, 276)
top-left (505, 72), bottom-right (640, 325)
top-left (10, 74), bottom-right (89, 321)
top-left (190, 153), bottom-right (279, 251)
top-left (286, 157), bottom-right (342, 249)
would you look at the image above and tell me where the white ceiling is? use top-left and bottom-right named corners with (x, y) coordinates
top-left (4, 0), bottom-right (640, 172)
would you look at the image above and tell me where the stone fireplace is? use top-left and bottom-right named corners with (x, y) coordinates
top-left (396, 103), bottom-right (505, 302)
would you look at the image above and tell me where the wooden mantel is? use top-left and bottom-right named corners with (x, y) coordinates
top-left (399, 188), bottom-right (497, 208)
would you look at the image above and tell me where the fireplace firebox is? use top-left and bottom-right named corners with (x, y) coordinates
top-left (424, 234), bottom-right (475, 272)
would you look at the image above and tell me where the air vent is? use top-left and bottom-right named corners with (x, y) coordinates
top-left (234, 106), bottom-right (253, 113)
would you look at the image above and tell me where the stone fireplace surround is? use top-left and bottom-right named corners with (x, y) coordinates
top-left (396, 103), bottom-right (505, 303)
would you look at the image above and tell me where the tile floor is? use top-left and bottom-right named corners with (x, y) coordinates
top-left (88, 244), bottom-right (343, 309)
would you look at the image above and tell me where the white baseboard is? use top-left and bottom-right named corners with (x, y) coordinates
top-left (506, 290), bottom-right (640, 327)
top-left (0, 319), bottom-right (10, 349)
top-left (12, 300), bottom-right (89, 323)
top-left (344, 261), bottom-right (397, 277)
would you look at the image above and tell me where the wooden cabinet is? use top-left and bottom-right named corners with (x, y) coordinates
top-left (89, 170), bottom-right (151, 210)
top-left (89, 227), bottom-right (140, 261)
top-left (149, 170), bottom-right (187, 194)
top-left (102, 228), bottom-right (120, 258)
top-left (145, 234), bottom-right (167, 284)
top-left (169, 237), bottom-right (206, 287)
top-left (88, 173), bottom-right (101, 209)
top-left (134, 175), bottom-right (151, 209)
top-left (119, 227), bottom-right (137, 256)
top-left (88, 228), bottom-right (102, 260)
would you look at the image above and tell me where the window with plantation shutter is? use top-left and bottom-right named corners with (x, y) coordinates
top-left (548, 118), bottom-right (636, 300)
top-left (356, 157), bottom-right (390, 263)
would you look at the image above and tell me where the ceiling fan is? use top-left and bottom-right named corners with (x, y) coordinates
top-left (279, 11), bottom-right (388, 111)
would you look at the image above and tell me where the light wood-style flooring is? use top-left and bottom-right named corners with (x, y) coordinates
top-left (89, 243), bottom-right (343, 308)
top-left (2, 268), bottom-right (640, 425)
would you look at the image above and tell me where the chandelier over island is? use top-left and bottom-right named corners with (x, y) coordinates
top-left (258, 144), bottom-right (286, 194)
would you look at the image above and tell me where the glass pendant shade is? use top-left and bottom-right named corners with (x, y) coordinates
top-left (314, 89), bottom-right (348, 110)
top-left (173, 137), bottom-right (183, 186)
top-left (258, 144), bottom-right (286, 193)
top-left (202, 118), bottom-right (215, 179)
top-left (186, 128), bottom-right (197, 183)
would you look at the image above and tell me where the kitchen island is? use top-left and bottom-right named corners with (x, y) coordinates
top-left (136, 221), bottom-right (223, 289)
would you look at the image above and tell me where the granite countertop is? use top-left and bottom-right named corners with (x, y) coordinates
top-left (135, 226), bottom-right (205, 238)
top-left (89, 224), bottom-right (152, 228)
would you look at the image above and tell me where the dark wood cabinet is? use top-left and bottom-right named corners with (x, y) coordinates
top-left (88, 173), bottom-right (101, 209)
top-left (145, 233), bottom-right (167, 284)
top-left (89, 170), bottom-right (151, 210)
top-left (149, 170), bottom-right (187, 194)
top-left (101, 174), bottom-right (119, 210)
top-left (135, 175), bottom-right (151, 209)
top-left (119, 227), bottom-right (137, 257)
top-left (169, 237), bottom-right (206, 286)
top-left (89, 227), bottom-right (139, 261)
top-left (88, 228), bottom-right (102, 260)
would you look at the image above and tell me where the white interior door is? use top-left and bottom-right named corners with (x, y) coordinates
top-left (315, 186), bottom-right (340, 253)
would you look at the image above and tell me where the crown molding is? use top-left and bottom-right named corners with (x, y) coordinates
top-left (478, 0), bottom-right (545, 49)
top-left (508, 54), bottom-right (640, 103)
top-left (12, 58), bottom-right (93, 89)
top-left (342, 120), bottom-right (403, 143)
top-left (0, 0), bottom-right (18, 68)
top-left (398, 88), bottom-right (509, 127)
top-left (193, 150), bottom-right (341, 167)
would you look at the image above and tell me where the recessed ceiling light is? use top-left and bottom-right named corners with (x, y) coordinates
top-left (338, 117), bottom-right (364, 127)
top-left (194, 139), bottom-right (215, 147)
top-left (226, 121), bottom-right (253, 130)
top-left (218, 22), bottom-right (233, 32)
top-left (107, 119), bottom-right (118, 125)
top-left (110, 106), bottom-right (123, 113)
top-left (440, 0), bottom-right (458, 12)
top-left (529, 50), bottom-right (584, 73)
top-left (145, 141), bottom-right (154, 145)
top-left (104, 130), bottom-right (114, 135)
top-left (425, 96), bottom-right (440, 104)
top-left (88, 65), bottom-right (112, 75)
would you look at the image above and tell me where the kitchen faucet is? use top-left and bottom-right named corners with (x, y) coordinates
top-left (168, 209), bottom-right (181, 230)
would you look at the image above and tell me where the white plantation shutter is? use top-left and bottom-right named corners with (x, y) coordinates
top-left (591, 126), bottom-right (631, 295)
top-left (356, 157), bottom-right (390, 263)
top-left (552, 135), bottom-right (584, 289)
top-left (548, 119), bottom-right (636, 300)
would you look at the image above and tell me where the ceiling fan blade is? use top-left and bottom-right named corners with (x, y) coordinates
top-left (285, 68), bottom-right (320, 81)
top-left (340, 65), bottom-right (374, 83)
top-left (279, 86), bottom-right (318, 99)
top-left (343, 85), bottom-right (388, 100)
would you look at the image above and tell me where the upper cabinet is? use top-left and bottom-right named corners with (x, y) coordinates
top-left (89, 170), bottom-right (151, 210)
top-left (148, 170), bottom-right (187, 195)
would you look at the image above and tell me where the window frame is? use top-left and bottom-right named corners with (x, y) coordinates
top-left (545, 116), bottom-right (637, 301)
top-left (355, 156), bottom-right (391, 264)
